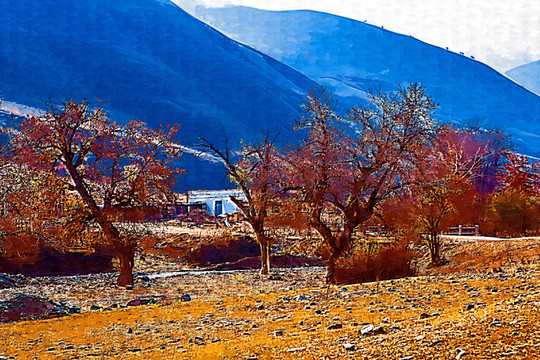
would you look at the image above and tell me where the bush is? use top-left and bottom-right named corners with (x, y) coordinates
top-left (333, 241), bottom-right (416, 284)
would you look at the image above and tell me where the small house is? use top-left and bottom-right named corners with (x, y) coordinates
top-left (187, 189), bottom-right (246, 217)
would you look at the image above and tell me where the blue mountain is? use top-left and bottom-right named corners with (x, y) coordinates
top-left (191, 6), bottom-right (540, 157)
top-left (0, 0), bottom-right (319, 189)
top-left (507, 60), bottom-right (540, 96)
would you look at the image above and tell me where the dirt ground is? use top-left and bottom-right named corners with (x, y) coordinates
top-left (1, 236), bottom-right (540, 359)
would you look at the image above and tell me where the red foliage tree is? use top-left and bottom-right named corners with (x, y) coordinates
top-left (8, 100), bottom-right (182, 286)
top-left (384, 126), bottom-right (506, 264)
top-left (483, 153), bottom-right (540, 237)
top-left (199, 138), bottom-right (283, 276)
top-left (284, 85), bottom-right (438, 283)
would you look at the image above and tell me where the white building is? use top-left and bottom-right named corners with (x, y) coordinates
top-left (187, 189), bottom-right (246, 217)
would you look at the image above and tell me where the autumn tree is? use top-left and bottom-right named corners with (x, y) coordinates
top-left (198, 138), bottom-right (283, 276)
top-left (400, 127), bottom-right (506, 265)
top-left (8, 100), bottom-right (182, 286)
top-left (483, 153), bottom-right (540, 236)
top-left (284, 85), bottom-right (438, 283)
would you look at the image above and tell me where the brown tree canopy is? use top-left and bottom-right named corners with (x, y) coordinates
top-left (7, 100), bottom-right (182, 286)
top-left (283, 84), bottom-right (438, 283)
top-left (198, 137), bottom-right (283, 276)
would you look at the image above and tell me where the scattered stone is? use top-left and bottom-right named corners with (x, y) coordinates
top-left (420, 313), bottom-right (430, 319)
top-left (273, 330), bottom-right (283, 336)
top-left (181, 294), bottom-right (191, 302)
top-left (465, 303), bottom-right (475, 311)
top-left (327, 323), bottom-right (342, 330)
top-left (400, 356), bottom-right (414, 360)
top-left (360, 324), bottom-right (374, 335)
top-left (0, 294), bottom-right (74, 322)
top-left (430, 340), bottom-right (443, 347)
top-left (256, 304), bottom-right (264, 311)
top-left (343, 343), bottom-right (356, 351)
top-left (455, 348), bottom-right (468, 359)
top-left (315, 309), bottom-right (322, 315)
top-left (287, 347), bottom-right (306, 352)
top-left (127, 328), bottom-right (133, 334)
top-left (211, 338), bottom-right (221, 343)
top-left (90, 305), bottom-right (101, 311)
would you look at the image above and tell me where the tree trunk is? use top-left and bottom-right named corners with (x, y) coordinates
top-left (429, 232), bottom-right (441, 266)
top-left (114, 242), bottom-right (135, 287)
top-left (259, 241), bottom-right (270, 276)
top-left (326, 251), bottom-right (339, 284)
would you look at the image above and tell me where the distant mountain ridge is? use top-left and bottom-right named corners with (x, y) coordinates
top-left (191, 5), bottom-right (540, 157)
top-left (0, 0), bottom-right (320, 189)
top-left (506, 60), bottom-right (540, 96)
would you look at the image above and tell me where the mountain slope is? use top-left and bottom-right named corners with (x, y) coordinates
top-left (506, 60), bottom-right (540, 96)
top-left (0, 0), bottom-right (319, 189)
top-left (191, 6), bottom-right (540, 157)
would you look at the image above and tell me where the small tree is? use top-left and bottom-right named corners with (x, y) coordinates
top-left (483, 153), bottom-right (540, 236)
top-left (387, 126), bottom-right (506, 265)
top-left (9, 100), bottom-right (182, 286)
top-left (199, 138), bottom-right (282, 276)
top-left (284, 85), bottom-right (437, 283)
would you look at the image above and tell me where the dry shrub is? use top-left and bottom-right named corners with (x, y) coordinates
top-left (176, 235), bottom-right (259, 266)
top-left (334, 241), bottom-right (416, 284)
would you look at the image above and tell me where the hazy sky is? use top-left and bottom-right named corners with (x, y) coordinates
top-left (175, 0), bottom-right (540, 73)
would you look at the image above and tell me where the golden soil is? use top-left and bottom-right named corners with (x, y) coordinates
top-left (2, 237), bottom-right (540, 359)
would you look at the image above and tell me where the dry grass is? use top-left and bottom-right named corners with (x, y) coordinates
top-left (2, 237), bottom-right (540, 359)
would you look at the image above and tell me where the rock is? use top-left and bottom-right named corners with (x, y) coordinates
top-left (211, 338), bottom-right (221, 343)
top-left (0, 294), bottom-right (72, 322)
top-left (125, 285), bottom-right (134, 290)
top-left (127, 299), bottom-right (141, 307)
top-left (420, 313), bottom-right (430, 319)
top-left (455, 348), bottom-right (468, 359)
top-left (361, 324), bottom-right (374, 335)
top-left (256, 304), bottom-right (264, 311)
top-left (327, 323), bottom-right (342, 330)
top-left (343, 343), bottom-right (356, 351)
top-left (465, 303), bottom-right (475, 310)
top-left (372, 326), bottom-right (385, 334)
top-left (181, 294), bottom-right (191, 302)
top-left (315, 309), bottom-right (322, 315)
top-left (273, 330), bottom-right (283, 336)
top-left (400, 356), bottom-right (414, 360)
top-left (127, 328), bottom-right (133, 334)
top-left (287, 347), bottom-right (306, 352)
